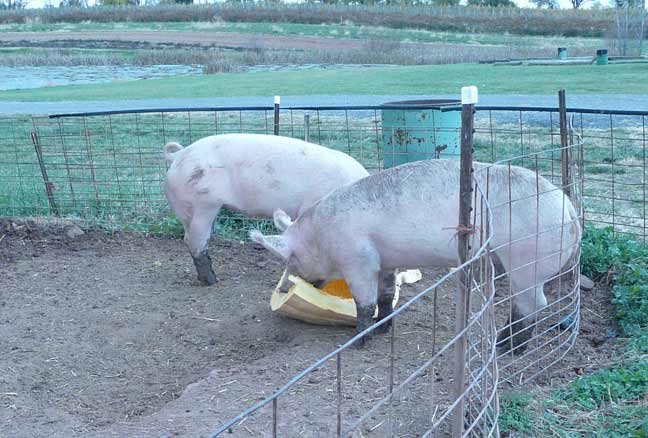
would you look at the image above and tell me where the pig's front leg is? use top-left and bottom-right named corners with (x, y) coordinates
top-left (277, 265), bottom-right (298, 293)
top-left (185, 208), bottom-right (220, 285)
top-left (346, 270), bottom-right (379, 348)
top-left (375, 269), bottom-right (397, 334)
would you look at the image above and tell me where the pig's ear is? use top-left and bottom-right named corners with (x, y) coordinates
top-left (273, 209), bottom-right (293, 231)
top-left (250, 231), bottom-right (291, 260)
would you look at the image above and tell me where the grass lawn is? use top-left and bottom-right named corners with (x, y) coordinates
top-left (0, 21), bottom-right (606, 51)
top-left (1, 63), bottom-right (646, 102)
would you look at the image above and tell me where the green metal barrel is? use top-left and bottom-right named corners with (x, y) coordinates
top-left (596, 49), bottom-right (609, 65)
top-left (558, 47), bottom-right (567, 60)
top-left (381, 99), bottom-right (461, 169)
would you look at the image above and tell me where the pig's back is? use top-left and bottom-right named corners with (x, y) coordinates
top-left (196, 134), bottom-right (369, 218)
top-left (310, 160), bottom-right (463, 266)
top-left (308, 159), bottom-right (571, 269)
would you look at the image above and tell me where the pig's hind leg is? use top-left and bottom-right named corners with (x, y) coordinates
top-left (185, 206), bottom-right (221, 285)
top-left (375, 269), bottom-right (397, 334)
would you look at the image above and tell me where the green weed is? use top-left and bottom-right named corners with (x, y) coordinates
top-left (581, 226), bottom-right (648, 336)
top-left (499, 393), bottom-right (533, 435)
top-left (501, 228), bottom-right (648, 437)
top-left (558, 360), bottom-right (648, 410)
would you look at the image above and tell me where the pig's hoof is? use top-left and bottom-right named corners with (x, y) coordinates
top-left (496, 307), bottom-right (534, 355)
top-left (496, 326), bottom-right (531, 355)
top-left (198, 272), bottom-right (219, 286)
top-left (352, 335), bottom-right (367, 349)
top-left (496, 329), bottom-right (515, 354)
top-left (374, 319), bottom-right (392, 335)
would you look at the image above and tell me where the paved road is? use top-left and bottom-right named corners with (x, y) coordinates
top-left (2, 94), bottom-right (647, 116)
top-left (3, 94), bottom-right (647, 129)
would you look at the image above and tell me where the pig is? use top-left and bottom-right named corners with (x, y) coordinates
top-left (163, 133), bottom-right (369, 285)
top-left (251, 159), bottom-right (581, 350)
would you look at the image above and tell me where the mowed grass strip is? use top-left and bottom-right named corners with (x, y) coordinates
top-left (2, 63), bottom-right (647, 101)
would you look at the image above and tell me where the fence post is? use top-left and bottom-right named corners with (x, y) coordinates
top-left (274, 96), bottom-right (281, 136)
top-left (559, 89), bottom-right (572, 200)
top-left (453, 86), bottom-right (477, 438)
top-left (304, 114), bottom-right (310, 143)
top-left (31, 129), bottom-right (59, 216)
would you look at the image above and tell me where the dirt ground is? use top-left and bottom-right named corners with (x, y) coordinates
top-left (0, 220), bottom-right (623, 438)
top-left (0, 30), bottom-right (483, 54)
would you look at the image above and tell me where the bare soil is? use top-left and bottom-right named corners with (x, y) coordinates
top-left (0, 30), bottom-right (482, 53)
top-left (0, 219), bottom-right (623, 438)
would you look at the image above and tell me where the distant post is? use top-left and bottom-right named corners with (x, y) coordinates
top-left (31, 130), bottom-right (59, 216)
top-left (304, 114), bottom-right (311, 143)
top-left (557, 47), bottom-right (567, 60)
top-left (453, 85), bottom-right (478, 438)
top-left (274, 96), bottom-right (281, 136)
top-left (558, 89), bottom-right (572, 200)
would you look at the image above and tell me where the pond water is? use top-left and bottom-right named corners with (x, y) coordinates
top-left (0, 64), bottom-right (395, 91)
top-left (0, 65), bottom-right (204, 91)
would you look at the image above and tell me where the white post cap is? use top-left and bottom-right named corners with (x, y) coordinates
top-left (461, 86), bottom-right (478, 105)
top-left (274, 96), bottom-right (281, 105)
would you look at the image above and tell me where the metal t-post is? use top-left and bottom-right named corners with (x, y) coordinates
top-left (559, 89), bottom-right (572, 200)
top-left (453, 86), bottom-right (477, 438)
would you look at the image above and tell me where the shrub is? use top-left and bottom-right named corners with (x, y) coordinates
top-left (499, 393), bottom-right (533, 435)
top-left (0, 3), bottom-right (620, 38)
top-left (581, 226), bottom-right (648, 336)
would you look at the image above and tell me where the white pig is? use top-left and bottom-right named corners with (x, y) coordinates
top-left (251, 159), bottom-right (581, 350)
top-left (163, 133), bottom-right (369, 285)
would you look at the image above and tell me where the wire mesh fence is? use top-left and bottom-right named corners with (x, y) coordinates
top-left (474, 107), bottom-right (647, 242)
top-left (209, 192), bottom-right (499, 437)
top-left (0, 104), bottom-right (645, 241)
top-left (484, 143), bottom-right (582, 386)
top-left (206, 104), bottom-right (583, 436)
top-left (0, 102), bottom-right (596, 436)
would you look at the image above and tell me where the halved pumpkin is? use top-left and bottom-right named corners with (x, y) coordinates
top-left (271, 270), bottom-right (422, 326)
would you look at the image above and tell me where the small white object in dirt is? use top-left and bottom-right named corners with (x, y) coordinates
top-left (580, 274), bottom-right (595, 291)
top-left (65, 225), bottom-right (85, 239)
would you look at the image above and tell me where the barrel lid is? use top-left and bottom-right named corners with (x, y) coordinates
top-left (381, 99), bottom-right (461, 109)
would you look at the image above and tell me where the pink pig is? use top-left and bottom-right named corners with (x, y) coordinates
top-left (163, 133), bottom-right (369, 285)
top-left (252, 159), bottom-right (581, 350)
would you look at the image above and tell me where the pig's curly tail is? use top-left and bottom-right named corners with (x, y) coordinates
top-left (163, 142), bottom-right (183, 162)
